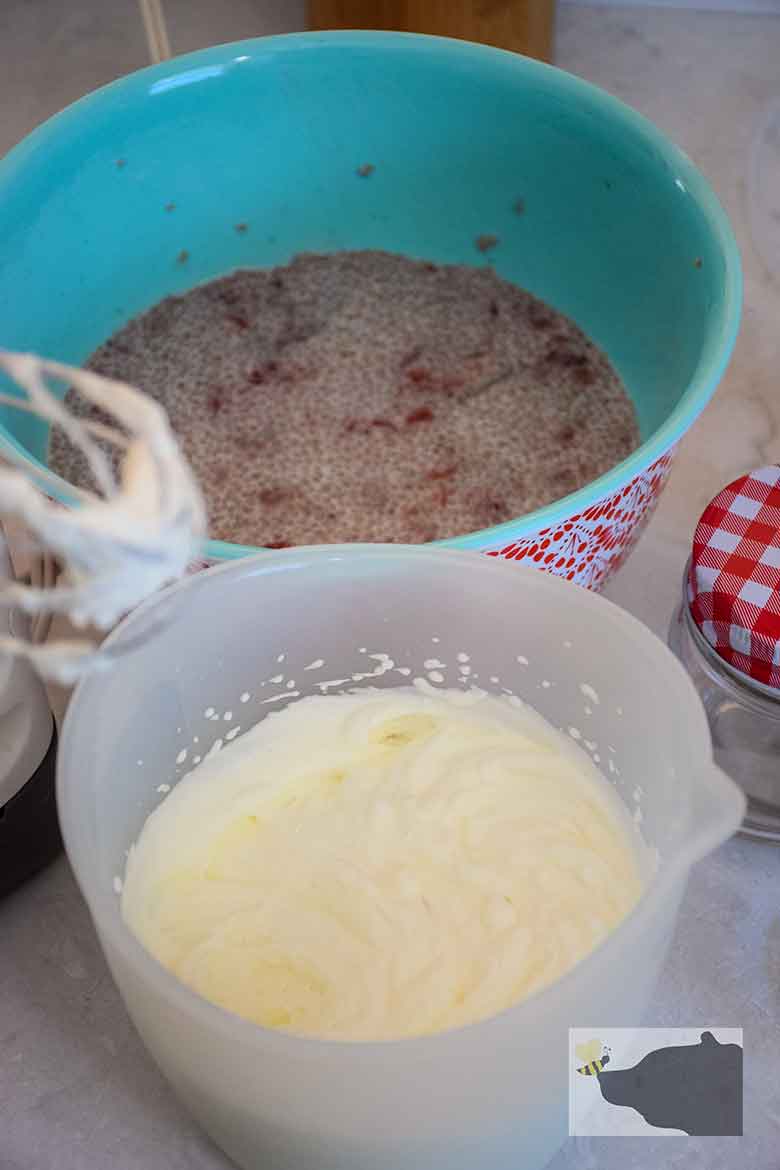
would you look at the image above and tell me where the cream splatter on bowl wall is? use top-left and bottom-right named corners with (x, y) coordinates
top-left (0, 33), bottom-right (740, 590)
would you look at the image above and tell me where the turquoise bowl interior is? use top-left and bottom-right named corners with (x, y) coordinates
top-left (0, 32), bottom-right (740, 559)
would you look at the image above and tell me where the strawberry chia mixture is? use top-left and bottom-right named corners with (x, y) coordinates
top-left (49, 251), bottom-right (639, 547)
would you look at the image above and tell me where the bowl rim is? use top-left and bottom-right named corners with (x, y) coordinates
top-left (57, 545), bottom-right (740, 1057)
top-left (0, 30), bottom-right (742, 556)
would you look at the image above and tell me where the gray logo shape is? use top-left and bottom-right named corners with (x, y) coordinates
top-left (596, 1031), bottom-right (743, 1136)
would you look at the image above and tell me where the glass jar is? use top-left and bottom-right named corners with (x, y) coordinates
top-left (669, 564), bottom-right (780, 841)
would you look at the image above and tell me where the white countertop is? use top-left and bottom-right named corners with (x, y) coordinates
top-left (1, 5), bottom-right (780, 1169)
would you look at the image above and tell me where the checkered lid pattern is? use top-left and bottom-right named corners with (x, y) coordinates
top-left (688, 465), bottom-right (780, 689)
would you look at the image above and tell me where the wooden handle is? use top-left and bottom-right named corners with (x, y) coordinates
top-left (308, 0), bottom-right (555, 63)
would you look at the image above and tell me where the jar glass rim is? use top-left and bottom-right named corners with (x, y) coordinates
top-left (681, 559), bottom-right (780, 708)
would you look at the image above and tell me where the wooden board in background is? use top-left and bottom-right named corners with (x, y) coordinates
top-left (308, 1), bottom-right (556, 63)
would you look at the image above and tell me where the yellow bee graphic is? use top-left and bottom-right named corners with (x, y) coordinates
top-left (575, 1038), bottom-right (611, 1077)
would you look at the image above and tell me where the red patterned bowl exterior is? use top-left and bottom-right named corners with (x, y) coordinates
top-left (187, 449), bottom-right (675, 592)
top-left (483, 450), bottom-right (675, 591)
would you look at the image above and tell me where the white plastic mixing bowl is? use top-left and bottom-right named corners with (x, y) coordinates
top-left (57, 547), bottom-right (744, 1170)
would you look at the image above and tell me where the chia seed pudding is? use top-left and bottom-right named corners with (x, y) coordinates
top-left (49, 251), bottom-right (639, 547)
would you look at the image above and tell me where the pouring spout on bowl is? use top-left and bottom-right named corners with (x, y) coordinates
top-left (675, 761), bottom-right (746, 871)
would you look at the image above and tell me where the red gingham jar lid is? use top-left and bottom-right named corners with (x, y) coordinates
top-left (688, 465), bottom-right (780, 690)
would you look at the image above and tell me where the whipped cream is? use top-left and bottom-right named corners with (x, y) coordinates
top-left (0, 351), bottom-right (206, 682)
top-left (122, 686), bottom-right (644, 1040)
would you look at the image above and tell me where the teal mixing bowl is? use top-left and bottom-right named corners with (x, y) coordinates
top-left (0, 32), bottom-right (741, 587)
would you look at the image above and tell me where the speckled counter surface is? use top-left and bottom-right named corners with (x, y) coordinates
top-left (2, 4), bottom-right (780, 1169)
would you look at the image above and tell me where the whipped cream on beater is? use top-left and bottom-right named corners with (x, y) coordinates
top-left (0, 352), bottom-right (206, 682)
top-left (122, 686), bottom-right (644, 1040)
